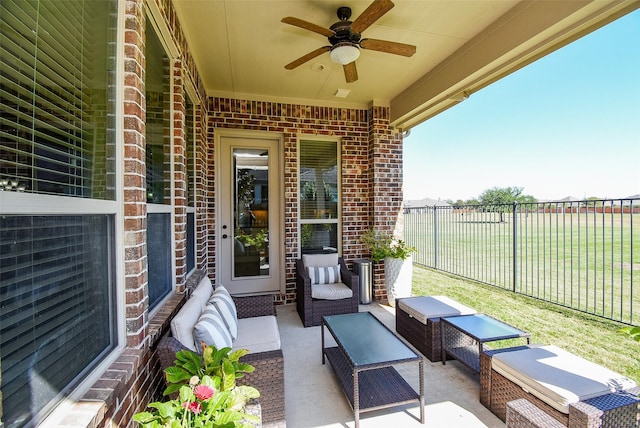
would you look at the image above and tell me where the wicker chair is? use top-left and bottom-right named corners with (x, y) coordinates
top-left (296, 254), bottom-right (359, 327)
top-left (157, 294), bottom-right (285, 427)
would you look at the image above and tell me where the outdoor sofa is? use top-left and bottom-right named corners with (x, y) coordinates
top-left (157, 270), bottom-right (285, 426)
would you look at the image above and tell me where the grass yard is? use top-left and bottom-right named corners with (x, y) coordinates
top-left (412, 264), bottom-right (640, 383)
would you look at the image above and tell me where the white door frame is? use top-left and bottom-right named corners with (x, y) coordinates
top-left (215, 129), bottom-right (285, 295)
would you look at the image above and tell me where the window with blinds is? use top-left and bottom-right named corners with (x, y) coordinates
top-left (0, 1), bottom-right (118, 426)
top-left (299, 140), bottom-right (341, 254)
top-left (0, 0), bottom-right (116, 199)
top-left (0, 215), bottom-right (116, 426)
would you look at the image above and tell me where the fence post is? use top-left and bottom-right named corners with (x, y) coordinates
top-left (512, 202), bottom-right (518, 292)
top-left (433, 206), bottom-right (438, 269)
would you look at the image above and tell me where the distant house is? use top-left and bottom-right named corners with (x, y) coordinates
top-left (558, 196), bottom-right (583, 202)
top-left (404, 197), bottom-right (452, 211)
top-left (621, 195), bottom-right (639, 209)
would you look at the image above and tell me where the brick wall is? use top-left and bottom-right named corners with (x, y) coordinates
top-left (122, 0), bottom-right (148, 350)
top-left (208, 99), bottom-right (405, 303)
top-left (369, 105), bottom-right (405, 299)
top-left (173, 60), bottom-right (187, 287)
top-left (61, 1), bottom-right (210, 426)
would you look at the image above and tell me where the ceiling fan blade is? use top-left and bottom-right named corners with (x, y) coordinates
top-left (284, 46), bottom-right (331, 70)
top-left (281, 17), bottom-right (334, 37)
top-left (351, 0), bottom-right (395, 34)
top-left (360, 38), bottom-right (416, 57)
top-left (343, 62), bottom-right (358, 83)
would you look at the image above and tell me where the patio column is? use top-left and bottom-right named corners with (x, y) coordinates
top-left (123, 0), bottom-right (148, 348)
top-left (368, 103), bottom-right (405, 300)
top-left (173, 59), bottom-right (188, 289)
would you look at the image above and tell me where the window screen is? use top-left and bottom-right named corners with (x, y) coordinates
top-left (187, 212), bottom-right (195, 272)
top-left (0, 215), bottom-right (116, 426)
top-left (145, 20), bottom-right (171, 205)
top-left (145, 17), bottom-right (173, 306)
top-left (147, 213), bottom-right (172, 309)
top-left (185, 97), bottom-right (196, 273)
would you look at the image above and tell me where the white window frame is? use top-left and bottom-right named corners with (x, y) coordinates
top-left (144, 4), bottom-right (178, 315)
top-left (297, 137), bottom-right (342, 257)
top-left (0, 0), bottom-right (126, 424)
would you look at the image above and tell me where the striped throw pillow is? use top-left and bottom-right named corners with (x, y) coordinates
top-left (307, 265), bottom-right (341, 285)
top-left (193, 305), bottom-right (233, 353)
top-left (209, 284), bottom-right (238, 340)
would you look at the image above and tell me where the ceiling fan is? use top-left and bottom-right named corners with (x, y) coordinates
top-left (281, 0), bottom-right (416, 83)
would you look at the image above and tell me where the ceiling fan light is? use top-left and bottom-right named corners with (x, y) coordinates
top-left (330, 44), bottom-right (360, 65)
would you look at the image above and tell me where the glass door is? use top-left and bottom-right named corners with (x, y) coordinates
top-left (218, 134), bottom-right (282, 294)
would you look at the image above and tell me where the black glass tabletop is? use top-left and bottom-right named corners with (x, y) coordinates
top-left (442, 314), bottom-right (528, 341)
top-left (324, 312), bottom-right (418, 367)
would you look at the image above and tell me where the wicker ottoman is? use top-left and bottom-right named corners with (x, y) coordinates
top-left (506, 399), bottom-right (565, 428)
top-left (395, 296), bottom-right (476, 362)
top-left (481, 345), bottom-right (640, 428)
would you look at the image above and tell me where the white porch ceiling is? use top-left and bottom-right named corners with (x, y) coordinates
top-left (172, 0), bottom-right (639, 130)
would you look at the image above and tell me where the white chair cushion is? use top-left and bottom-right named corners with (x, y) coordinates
top-left (492, 345), bottom-right (637, 413)
top-left (193, 305), bottom-right (233, 353)
top-left (233, 316), bottom-right (281, 354)
top-left (302, 253), bottom-right (339, 267)
top-left (311, 282), bottom-right (353, 300)
top-left (171, 275), bottom-right (215, 351)
top-left (209, 285), bottom-right (238, 340)
top-left (170, 296), bottom-right (202, 352)
top-left (398, 296), bottom-right (476, 325)
top-left (190, 275), bottom-right (214, 311)
top-left (307, 265), bottom-right (341, 285)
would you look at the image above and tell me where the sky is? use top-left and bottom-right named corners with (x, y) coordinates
top-left (403, 9), bottom-right (640, 203)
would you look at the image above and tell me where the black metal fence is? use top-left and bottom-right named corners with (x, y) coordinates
top-left (404, 199), bottom-right (640, 325)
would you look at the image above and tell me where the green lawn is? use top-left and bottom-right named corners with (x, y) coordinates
top-left (412, 264), bottom-right (640, 383)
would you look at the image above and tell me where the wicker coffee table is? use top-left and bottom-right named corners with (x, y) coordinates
top-left (322, 312), bottom-right (424, 428)
top-left (441, 314), bottom-right (530, 373)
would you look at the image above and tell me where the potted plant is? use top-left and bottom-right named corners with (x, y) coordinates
top-left (237, 229), bottom-right (268, 254)
top-left (134, 344), bottom-right (260, 427)
top-left (361, 228), bottom-right (416, 307)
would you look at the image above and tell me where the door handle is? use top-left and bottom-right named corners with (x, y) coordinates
top-left (222, 234), bottom-right (228, 239)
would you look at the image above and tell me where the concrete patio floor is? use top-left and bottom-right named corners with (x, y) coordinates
top-left (275, 302), bottom-right (506, 428)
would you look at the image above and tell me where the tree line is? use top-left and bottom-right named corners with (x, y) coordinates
top-left (446, 186), bottom-right (536, 208)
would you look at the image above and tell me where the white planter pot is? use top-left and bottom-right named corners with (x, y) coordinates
top-left (384, 255), bottom-right (413, 307)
